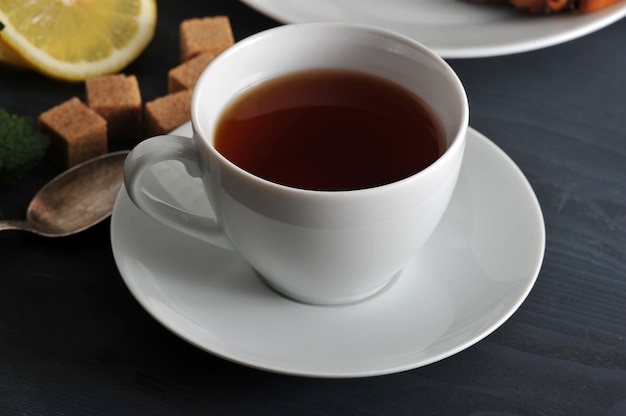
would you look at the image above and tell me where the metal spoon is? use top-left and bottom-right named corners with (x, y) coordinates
top-left (0, 150), bottom-right (129, 237)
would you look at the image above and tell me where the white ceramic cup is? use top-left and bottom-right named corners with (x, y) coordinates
top-left (124, 22), bottom-right (469, 305)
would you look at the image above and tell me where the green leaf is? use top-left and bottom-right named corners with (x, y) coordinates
top-left (0, 108), bottom-right (50, 184)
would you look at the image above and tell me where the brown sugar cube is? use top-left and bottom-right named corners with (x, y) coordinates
top-left (38, 97), bottom-right (107, 168)
top-left (168, 52), bottom-right (217, 93)
top-left (179, 16), bottom-right (234, 61)
top-left (86, 74), bottom-right (142, 141)
top-left (145, 89), bottom-right (193, 136)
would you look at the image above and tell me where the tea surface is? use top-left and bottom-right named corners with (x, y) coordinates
top-left (215, 70), bottom-right (445, 191)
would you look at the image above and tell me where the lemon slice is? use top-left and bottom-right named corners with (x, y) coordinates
top-left (0, 37), bottom-right (28, 67)
top-left (0, 0), bottom-right (157, 81)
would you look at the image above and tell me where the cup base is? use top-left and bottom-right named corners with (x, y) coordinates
top-left (254, 269), bottom-right (402, 306)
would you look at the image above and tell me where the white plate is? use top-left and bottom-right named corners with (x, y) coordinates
top-left (111, 125), bottom-right (545, 378)
top-left (240, 0), bottom-right (626, 58)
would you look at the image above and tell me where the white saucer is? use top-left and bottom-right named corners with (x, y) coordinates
top-left (111, 124), bottom-right (545, 378)
top-left (241, 0), bottom-right (626, 58)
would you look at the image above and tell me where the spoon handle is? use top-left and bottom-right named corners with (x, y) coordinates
top-left (0, 220), bottom-right (31, 232)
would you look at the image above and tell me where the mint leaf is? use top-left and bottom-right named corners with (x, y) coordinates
top-left (0, 108), bottom-right (50, 183)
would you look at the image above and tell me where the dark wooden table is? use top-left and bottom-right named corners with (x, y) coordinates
top-left (1, 2), bottom-right (625, 415)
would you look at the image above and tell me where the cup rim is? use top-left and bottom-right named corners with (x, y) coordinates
top-left (191, 22), bottom-right (469, 196)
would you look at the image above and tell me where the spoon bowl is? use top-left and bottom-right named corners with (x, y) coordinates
top-left (0, 151), bottom-right (129, 237)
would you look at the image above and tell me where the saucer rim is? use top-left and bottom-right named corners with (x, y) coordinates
top-left (111, 124), bottom-right (545, 378)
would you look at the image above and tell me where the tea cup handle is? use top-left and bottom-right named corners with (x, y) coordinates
top-left (123, 135), bottom-right (232, 249)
